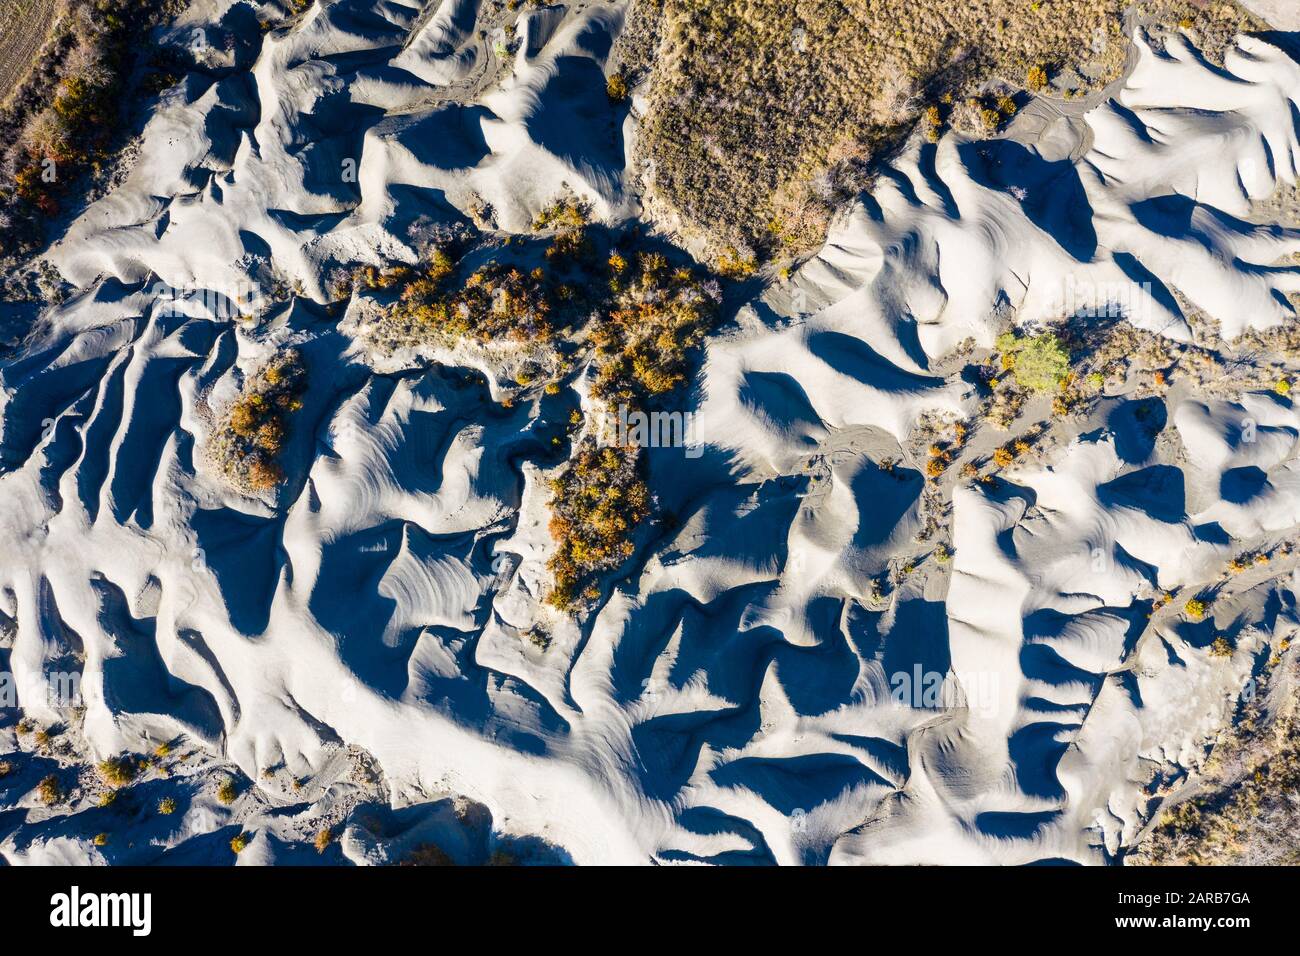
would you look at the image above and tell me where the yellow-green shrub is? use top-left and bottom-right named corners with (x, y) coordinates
top-left (997, 331), bottom-right (1070, 392)
top-left (97, 755), bottom-right (137, 788)
top-left (37, 774), bottom-right (63, 805)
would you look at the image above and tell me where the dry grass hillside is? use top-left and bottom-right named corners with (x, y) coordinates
top-left (0, 0), bottom-right (62, 106)
top-left (1132, 650), bottom-right (1300, 865)
top-left (630, 0), bottom-right (1264, 262)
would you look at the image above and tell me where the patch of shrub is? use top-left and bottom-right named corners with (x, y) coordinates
top-left (413, 263), bottom-right (554, 343)
top-left (364, 237), bottom-right (724, 613)
top-left (532, 196), bottom-right (590, 232)
top-left (996, 331), bottom-right (1070, 393)
top-left (210, 349), bottom-right (306, 494)
top-left (524, 626), bottom-right (552, 651)
top-left (37, 774), bottom-right (63, 805)
top-left (399, 843), bottom-right (454, 866)
top-left (590, 252), bottom-right (721, 405)
top-left (97, 754), bottom-right (137, 787)
top-left (368, 241), bottom-right (584, 356)
top-left (606, 72), bottom-right (629, 102)
top-left (714, 247), bottom-right (757, 279)
top-left (545, 444), bottom-right (651, 611)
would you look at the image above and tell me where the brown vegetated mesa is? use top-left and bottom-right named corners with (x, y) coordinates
top-left (632, 0), bottom-right (1262, 260)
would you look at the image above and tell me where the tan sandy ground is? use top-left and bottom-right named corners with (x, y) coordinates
top-left (1241, 0), bottom-right (1300, 30)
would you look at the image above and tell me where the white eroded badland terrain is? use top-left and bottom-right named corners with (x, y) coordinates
top-left (2, 0), bottom-right (1300, 865)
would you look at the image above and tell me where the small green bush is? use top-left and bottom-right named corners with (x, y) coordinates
top-left (997, 331), bottom-right (1070, 393)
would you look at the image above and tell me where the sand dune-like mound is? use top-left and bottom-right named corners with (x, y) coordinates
top-left (4, 6), bottom-right (1300, 865)
top-left (47, 0), bottom-right (632, 300)
top-left (778, 31), bottom-right (1300, 359)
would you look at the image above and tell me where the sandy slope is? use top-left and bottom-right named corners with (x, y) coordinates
top-left (3, 3), bottom-right (1300, 864)
top-left (1242, 1), bottom-right (1300, 30)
